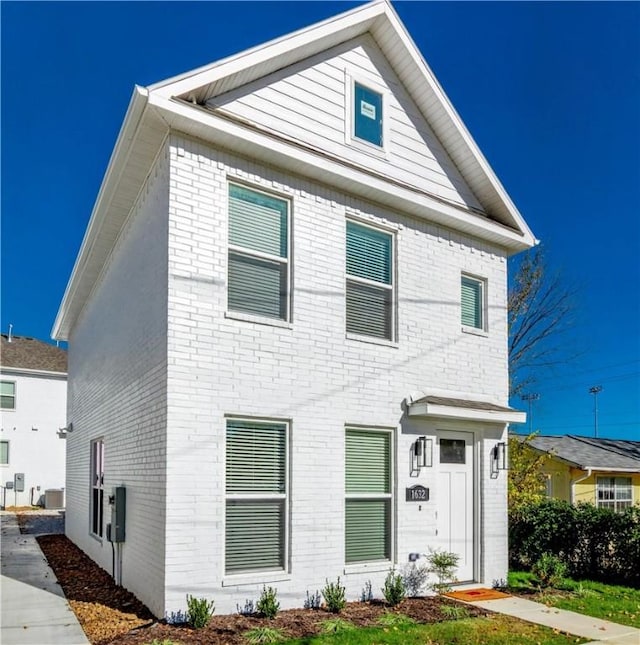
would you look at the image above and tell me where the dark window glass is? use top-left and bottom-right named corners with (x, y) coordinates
top-left (440, 438), bottom-right (465, 464)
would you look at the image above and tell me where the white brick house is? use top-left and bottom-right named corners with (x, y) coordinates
top-left (0, 333), bottom-right (67, 509)
top-left (53, 0), bottom-right (534, 618)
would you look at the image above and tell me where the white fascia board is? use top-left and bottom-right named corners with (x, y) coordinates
top-left (408, 402), bottom-right (526, 425)
top-left (381, 2), bottom-right (537, 246)
top-left (52, 85), bottom-right (149, 341)
top-left (0, 366), bottom-right (67, 379)
top-left (581, 466), bottom-right (640, 473)
top-left (149, 0), bottom-right (385, 99)
top-left (149, 94), bottom-right (531, 251)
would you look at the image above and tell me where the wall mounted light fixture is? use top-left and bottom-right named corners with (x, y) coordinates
top-left (414, 436), bottom-right (433, 469)
top-left (492, 441), bottom-right (508, 473)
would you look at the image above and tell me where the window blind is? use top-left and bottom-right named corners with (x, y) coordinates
top-left (345, 499), bottom-right (390, 563)
top-left (346, 430), bottom-right (390, 494)
top-left (0, 381), bottom-right (15, 409)
top-left (461, 276), bottom-right (482, 328)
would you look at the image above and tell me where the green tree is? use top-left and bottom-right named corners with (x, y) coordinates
top-left (508, 433), bottom-right (549, 513)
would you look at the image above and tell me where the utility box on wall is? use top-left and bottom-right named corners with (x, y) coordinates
top-left (108, 486), bottom-right (126, 543)
top-left (14, 473), bottom-right (25, 492)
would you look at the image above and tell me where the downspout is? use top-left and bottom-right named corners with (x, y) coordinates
top-left (570, 468), bottom-right (592, 505)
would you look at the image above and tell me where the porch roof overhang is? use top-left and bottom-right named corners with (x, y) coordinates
top-left (408, 395), bottom-right (526, 425)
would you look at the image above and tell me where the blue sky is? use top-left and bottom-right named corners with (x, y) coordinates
top-left (2, 1), bottom-right (638, 441)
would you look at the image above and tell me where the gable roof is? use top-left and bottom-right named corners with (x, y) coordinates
top-left (52, 0), bottom-right (536, 341)
top-left (1, 334), bottom-right (67, 374)
top-left (522, 434), bottom-right (640, 472)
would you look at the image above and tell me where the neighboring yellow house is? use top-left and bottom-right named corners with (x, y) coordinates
top-left (524, 435), bottom-right (640, 510)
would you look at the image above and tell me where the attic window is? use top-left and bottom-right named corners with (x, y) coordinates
top-left (353, 82), bottom-right (383, 147)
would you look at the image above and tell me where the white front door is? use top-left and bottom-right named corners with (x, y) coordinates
top-left (436, 431), bottom-right (474, 582)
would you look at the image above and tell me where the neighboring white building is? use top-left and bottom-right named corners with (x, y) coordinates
top-left (0, 333), bottom-right (67, 509)
top-left (53, 1), bottom-right (534, 618)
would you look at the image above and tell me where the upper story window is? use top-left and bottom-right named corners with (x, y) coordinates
top-left (353, 82), bottom-right (383, 147)
top-left (461, 274), bottom-right (486, 331)
top-left (228, 183), bottom-right (290, 321)
top-left (225, 418), bottom-right (288, 575)
top-left (1, 381), bottom-right (16, 410)
top-left (346, 221), bottom-right (394, 341)
top-left (597, 476), bottom-right (632, 513)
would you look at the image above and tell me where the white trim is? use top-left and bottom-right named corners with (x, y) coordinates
top-left (1, 367), bottom-right (67, 379)
top-left (409, 402), bottom-right (525, 424)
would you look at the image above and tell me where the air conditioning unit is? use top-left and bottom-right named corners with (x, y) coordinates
top-left (44, 489), bottom-right (64, 509)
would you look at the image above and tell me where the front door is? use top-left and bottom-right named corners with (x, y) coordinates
top-left (436, 431), bottom-right (474, 582)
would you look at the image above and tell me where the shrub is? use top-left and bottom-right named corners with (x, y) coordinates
top-left (186, 594), bottom-right (214, 629)
top-left (440, 603), bottom-right (470, 620)
top-left (243, 626), bottom-right (287, 644)
top-left (322, 577), bottom-right (346, 613)
top-left (165, 609), bottom-right (187, 625)
top-left (360, 580), bottom-right (373, 603)
top-left (426, 549), bottom-right (460, 594)
top-left (256, 586), bottom-right (280, 619)
top-left (303, 589), bottom-right (322, 610)
top-left (237, 599), bottom-right (255, 616)
top-left (402, 562), bottom-right (429, 597)
top-left (319, 618), bottom-right (356, 633)
top-left (509, 500), bottom-right (640, 587)
top-left (531, 552), bottom-right (567, 588)
top-left (382, 569), bottom-right (406, 606)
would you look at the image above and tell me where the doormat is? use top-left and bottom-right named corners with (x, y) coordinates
top-left (444, 588), bottom-right (510, 602)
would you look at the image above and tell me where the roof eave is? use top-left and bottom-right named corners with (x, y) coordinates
top-left (52, 85), bottom-right (150, 341)
top-left (408, 401), bottom-right (526, 425)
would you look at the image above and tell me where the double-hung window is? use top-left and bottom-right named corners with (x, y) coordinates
top-left (597, 476), bottom-right (632, 512)
top-left (225, 419), bottom-right (288, 574)
top-left (0, 441), bottom-right (9, 465)
top-left (461, 274), bottom-right (486, 331)
top-left (90, 439), bottom-right (105, 538)
top-left (346, 221), bottom-right (394, 340)
top-left (345, 428), bottom-right (392, 564)
top-left (228, 184), bottom-right (290, 321)
top-left (1, 381), bottom-right (16, 410)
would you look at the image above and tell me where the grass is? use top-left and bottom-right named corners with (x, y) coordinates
top-left (283, 614), bottom-right (585, 644)
top-left (508, 571), bottom-right (640, 629)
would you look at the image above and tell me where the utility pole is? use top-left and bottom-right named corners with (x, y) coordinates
top-left (588, 386), bottom-right (603, 438)
top-left (521, 393), bottom-right (540, 434)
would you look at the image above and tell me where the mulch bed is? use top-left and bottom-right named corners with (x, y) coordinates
top-left (37, 533), bottom-right (488, 645)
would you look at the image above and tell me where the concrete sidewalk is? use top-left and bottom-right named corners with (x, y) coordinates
top-left (1, 512), bottom-right (89, 645)
top-left (469, 595), bottom-right (640, 645)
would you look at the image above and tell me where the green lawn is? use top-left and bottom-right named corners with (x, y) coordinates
top-left (508, 571), bottom-right (640, 629)
top-left (284, 614), bottom-right (585, 645)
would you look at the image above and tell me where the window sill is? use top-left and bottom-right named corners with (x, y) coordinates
top-left (461, 326), bottom-right (488, 338)
top-left (89, 533), bottom-right (103, 545)
top-left (346, 333), bottom-right (398, 349)
top-left (225, 311), bottom-right (292, 330)
top-left (222, 571), bottom-right (291, 587)
top-left (344, 561), bottom-right (393, 576)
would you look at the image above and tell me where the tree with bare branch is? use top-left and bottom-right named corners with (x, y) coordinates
top-left (508, 246), bottom-right (579, 397)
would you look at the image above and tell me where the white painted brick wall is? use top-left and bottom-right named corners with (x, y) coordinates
top-left (162, 134), bottom-right (511, 615)
top-left (65, 145), bottom-right (170, 618)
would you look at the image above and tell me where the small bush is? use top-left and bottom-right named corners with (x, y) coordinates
top-left (186, 594), bottom-right (214, 629)
top-left (164, 609), bottom-right (187, 625)
top-left (492, 578), bottom-right (508, 591)
top-left (376, 612), bottom-right (416, 627)
top-left (322, 577), bottom-right (346, 613)
top-left (303, 589), bottom-right (322, 610)
top-left (426, 549), bottom-right (460, 594)
top-left (237, 599), bottom-right (255, 616)
top-left (402, 562), bottom-right (429, 597)
top-left (243, 626), bottom-right (288, 644)
top-left (531, 552), bottom-right (567, 588)
top-left (360, 579), bottom-right (373, 603)
top-left (382, 569), bottom-right (406, 606)
top-left (319, 618), bottom-right (356, 633)
top-left (440, 603), bottom-right (470, 620)
top-left (256, 586), bottom-right (280, 619)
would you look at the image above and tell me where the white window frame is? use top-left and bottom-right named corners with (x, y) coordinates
top-left (90, 439), bottom-right (105, 538)
top-left (227, 181), bottom-right (292, 324)
top-left (345, 218), bottom-right (396, 343)
top-left (0, 380), bottom-right (16, 411)
top-left (461, 273), bottom-right (487, 333)
top-left (0, 440), bottom-right (9, 466)
top-left (345, 71), bottom-right (390, 156)
top-left (344, 426), bottom-right (394, 569)
top-left (224, 417), bottom-right (290, 580)
top-left (596, 476), bottom-right (633, 513)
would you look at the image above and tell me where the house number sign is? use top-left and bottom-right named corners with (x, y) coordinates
top-left (405, 485), bottom-right (429, 502)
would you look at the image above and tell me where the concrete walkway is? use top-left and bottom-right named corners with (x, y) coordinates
top-left (0, 512), bottom-right (89, 645)
top-left (469, 595), bottom-right (640, 645)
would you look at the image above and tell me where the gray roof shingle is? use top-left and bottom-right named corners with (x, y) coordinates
top-left (1, 335), bottom-right (67, 374)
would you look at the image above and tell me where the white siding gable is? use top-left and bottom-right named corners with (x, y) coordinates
top-left (205, 35), bottom-right (483, 212)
